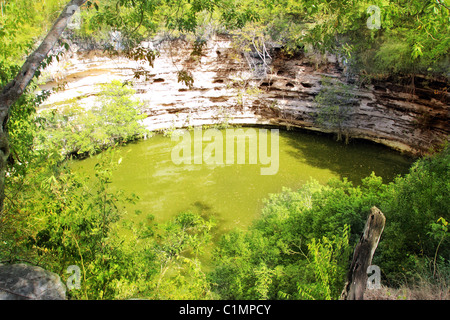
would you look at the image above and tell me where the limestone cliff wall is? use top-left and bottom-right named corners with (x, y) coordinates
top-left (40, 34), bottom-right (449, 155)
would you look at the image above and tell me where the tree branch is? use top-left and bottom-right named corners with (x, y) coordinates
top-left (0, 0), bottom-right (88, 123)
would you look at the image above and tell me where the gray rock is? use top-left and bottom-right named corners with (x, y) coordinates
top-left (0, 263), bottom-right (66, 300)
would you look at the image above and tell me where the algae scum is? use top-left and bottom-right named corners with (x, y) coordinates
top-left (72, 127), bottom-right (413, 235)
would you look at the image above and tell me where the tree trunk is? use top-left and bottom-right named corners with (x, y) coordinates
top-left (0, 0), bottom-right (87, 212)
top-left (341, 206), bottom-right (386, 300)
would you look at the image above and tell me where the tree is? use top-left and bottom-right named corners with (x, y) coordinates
top-left (0, 0), bottom-right (88, 212)
top-left (314, 77), bottom-right (358, 143)
top-left (36, 80), bottom-right (148, 157)
top-left (0, 0), bottom-right (254, 213)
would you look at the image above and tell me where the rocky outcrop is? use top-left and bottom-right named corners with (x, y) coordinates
top-left (40, 34), bottom-right (449, 155)
top-left (0, 264), bottom-right (66, 300)
top-left (255, 48), bottom-right (449, 154)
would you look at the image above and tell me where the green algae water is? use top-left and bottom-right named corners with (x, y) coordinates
top-left (72, 127), bottom-right (413, 234)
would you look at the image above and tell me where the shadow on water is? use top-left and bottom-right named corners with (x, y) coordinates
top-left (191, 201), bottom-right (213, 214)
top-left (190, 201), bottom-right (224, 229)
top-left (281, 128), bottom-right (414, 184)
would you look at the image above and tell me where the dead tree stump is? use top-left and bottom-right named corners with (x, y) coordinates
top-left (341, 206), bottom-right (386, 300)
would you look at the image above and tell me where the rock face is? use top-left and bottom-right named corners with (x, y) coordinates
top-left (0, 264), bottom-right (66, 300)
top-left (256, 48), bottom-right (449, 154)
top-left (40, 34), bottom-right (449, 155)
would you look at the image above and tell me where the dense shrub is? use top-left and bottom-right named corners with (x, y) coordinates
top-left (35, 80), bottom-right (149, 157)
top-left (375, 146), bottom-right (450, 283)
top-left (210, 145), bottom-right (449, 299)
top-left (1, 149), bottom-right (215, 299)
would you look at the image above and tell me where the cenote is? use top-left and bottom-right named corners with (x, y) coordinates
top-left (72, 126), bottom-right (413, 236)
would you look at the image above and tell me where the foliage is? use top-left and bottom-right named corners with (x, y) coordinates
top-left (230, 22), bottom-right (274, 79)
top-left (0, 0), bottom-right (72, 174)
top-left (1, 0), bottom-right (449, 301)
top-left (35, 80), bottom-right (149, 157)
top-left (0, 0), bottom-right (66, 81)
top-left (210, 218), bottom-right (351, 300)
top-left (209, 177), bottom-right (384, 300)
top-left (211, 145), bottom-right (450, 299)
top-left (177, 70), bottom-right (195, 89)
top-left (2, 149), bottom-right (143, 298)
top-left (1, 146), bottom-right (214, 299)
top-left (375, 145), bottom-right (450, 282)
top-left (314, 77), bottom-right (358, 143)
top-left (148, 211), bottom-right (216, 299)
top-left (215, 0), bottom-right (450, 79)
top-left (297, 226), bottom-right (351, 300)
top-left (86, 0), bottom-right (243, 44)
top-left (3, 105), bottom-right (449, 300)
top-left (2, 0), bottom-right (448, 90)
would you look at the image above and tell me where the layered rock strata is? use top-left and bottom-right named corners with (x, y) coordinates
top-left (40, 34), bottom-right (449, 155)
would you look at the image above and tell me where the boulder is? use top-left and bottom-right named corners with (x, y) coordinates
top-left (0, 263), bottom-right (66, 300)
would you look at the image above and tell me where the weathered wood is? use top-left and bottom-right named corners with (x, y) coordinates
top-left (341, 206), bottom-right (386, 300)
